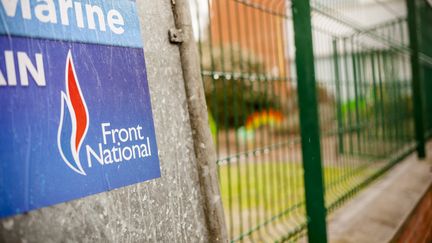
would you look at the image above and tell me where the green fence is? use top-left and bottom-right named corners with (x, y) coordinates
top-left (417, 0), bottom-right (432, 138)
top-left (190, 0), bottom-right (431, 242)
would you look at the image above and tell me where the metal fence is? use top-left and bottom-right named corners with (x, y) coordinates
top-left (189, 0), bottom-right (431, 242)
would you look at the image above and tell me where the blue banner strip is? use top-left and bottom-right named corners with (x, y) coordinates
top-left (0, 0), bottom-right (143, 48)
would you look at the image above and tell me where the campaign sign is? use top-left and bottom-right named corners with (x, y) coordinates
top-left (0, 0), bottom-right (161, 218)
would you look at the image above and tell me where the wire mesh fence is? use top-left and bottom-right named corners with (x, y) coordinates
top-left (189, 0), bottom-right (430, 242)
top-left (192, 1), bottom-right (307, 241)
top-left (309, 1), bottom-right (416, 213)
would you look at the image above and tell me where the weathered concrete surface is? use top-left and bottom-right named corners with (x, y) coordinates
top-left (328, 143), bottom-right (432, 243)
top-left (1, 1), bottom-right (211, 242)
top-left (171, 0), bottom-right (227, 242)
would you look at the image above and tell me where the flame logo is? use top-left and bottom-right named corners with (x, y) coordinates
top-left (57, 50), bottom-right (89, 176)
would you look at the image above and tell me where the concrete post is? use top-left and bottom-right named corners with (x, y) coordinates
top-left (170, 0), bottom-right (228, 242)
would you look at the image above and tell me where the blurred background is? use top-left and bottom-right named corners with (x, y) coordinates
top-left (188, 0), bottom-right (432, 241)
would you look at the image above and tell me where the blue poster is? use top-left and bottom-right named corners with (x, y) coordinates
top-left (0, 0), bottom-right (161, 218)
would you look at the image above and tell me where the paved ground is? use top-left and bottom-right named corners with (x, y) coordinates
top-left (328, 142), bottom-right (432, 243)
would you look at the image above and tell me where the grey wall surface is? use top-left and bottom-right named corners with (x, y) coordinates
top-left (0, 1), bottom-right (210, 242)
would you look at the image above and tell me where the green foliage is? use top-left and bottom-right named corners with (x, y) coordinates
top-left (340, 85), bottom-right (413, 123)
top-left (341, 99), bottom-right (367, 117)
top-left (205, 78), bottom-right (280, 128)
top-left (201, 43), bottom-right (281, 128)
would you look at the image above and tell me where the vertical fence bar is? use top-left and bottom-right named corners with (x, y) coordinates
top-left (343, 38), bottom-right (354, 155)
top-left (291, 0), bottom-right (328, 242)
top-left (406, 0), bottom-right (426, 158)
top-left (418, 3), bottom-right (432, 138)
top-left (370, 52), bottom-right (380, 141)
top-left (333, 38), bottom-right (344, 154)
top-left (351, 37), bottom-right (361, 155)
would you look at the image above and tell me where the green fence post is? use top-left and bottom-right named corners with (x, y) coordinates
top-left (333, 38), bottom-right (344, 154)
top-left (418, 3), bottom-right (432, 138)
top-left (370, 52), bottom-right (380, 141)
top-left (406, 0), bottom-right (426, 158)
top-left (291, 0), bottom-right (328, 242)
top-left (351, 37), bottom-right (362, 154)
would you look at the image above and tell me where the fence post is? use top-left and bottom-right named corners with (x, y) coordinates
top-left (406, 0), bottom-right (426, 158)
top-left (333, 38), bottom-right (345, 154)
top-left (417, 2), bottom-right (432, 139)
top-left (291, 0), bottom-right (328, 242)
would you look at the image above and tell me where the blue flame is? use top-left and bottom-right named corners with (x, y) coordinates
top-left (58, 93), bottom-right (75, 167)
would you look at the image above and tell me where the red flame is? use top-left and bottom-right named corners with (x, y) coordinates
top-left (67, 58), bottom-right (88, 151)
